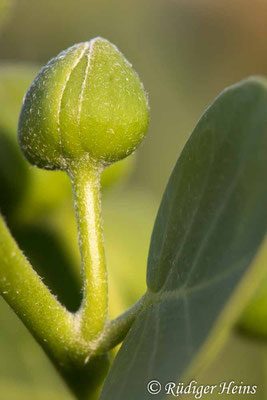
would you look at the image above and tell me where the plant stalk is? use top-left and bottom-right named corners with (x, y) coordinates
top-left (69, 160), bottom-right (108, 343)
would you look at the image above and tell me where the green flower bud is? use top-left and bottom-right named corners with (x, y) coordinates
top-left (18, 37), bottom-right (149, 170)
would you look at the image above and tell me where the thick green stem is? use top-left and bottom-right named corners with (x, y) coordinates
top-left (0, 216), bottom-right (80, 365)
top-left (69, 161), bottom-right (108, 343)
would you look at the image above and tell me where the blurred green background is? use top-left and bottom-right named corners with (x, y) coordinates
top-left (1, 0), bottom-right (267, 398)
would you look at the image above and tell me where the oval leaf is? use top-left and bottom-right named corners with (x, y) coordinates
top-left (100, 77), bottom-right (267, 400)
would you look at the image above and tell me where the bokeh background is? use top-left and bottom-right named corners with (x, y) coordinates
top-left (0, 0), bottom-right (267, 398)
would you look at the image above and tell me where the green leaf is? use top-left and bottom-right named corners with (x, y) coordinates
top-left (100, 77), bottom-right (267, 400)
